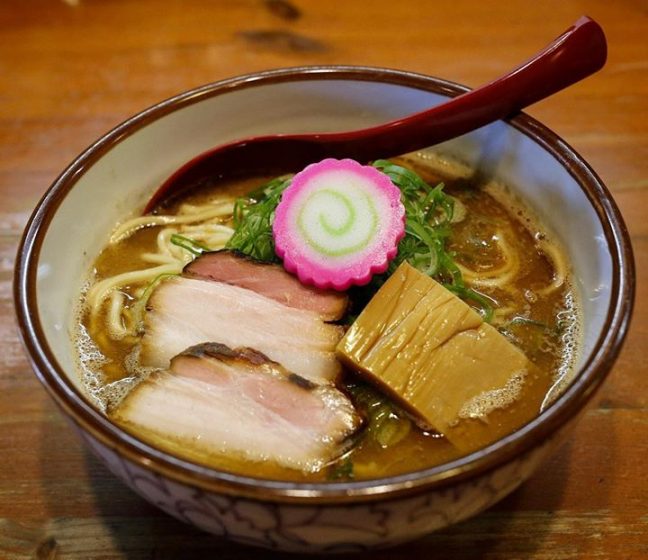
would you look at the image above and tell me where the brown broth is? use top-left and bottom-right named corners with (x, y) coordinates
top-left (77, 154), bottom-right (579, 482)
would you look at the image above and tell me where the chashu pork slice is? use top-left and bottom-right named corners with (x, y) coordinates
top-left (183, 250), bottom-right (348, 321)
top-left (114, 343), bottom-right (361, 472)
top-left (141, 276), bottom-right (344, 383)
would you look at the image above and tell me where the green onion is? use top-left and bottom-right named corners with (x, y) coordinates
top-left (366, 160), bottom-right (493, 320)
top-left (347, 382), bottom-right (411, 448)
top-left (226, 175), bottom-right (293, 262)
top-left (327, 456), bottom-right (355, 481)
top-left (224, 161), bottom-right (493, 320)
top-left (448, 284), bottom-right (495, 323)
top-left (130, 273), bottom-right (178, 334)
top-left (170, 234), bottom-right (209, 256)
top-left (509, 316), bottom-right (550, 329)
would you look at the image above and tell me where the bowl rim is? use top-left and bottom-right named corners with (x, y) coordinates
top-left (14, 65), bottom-right (635, 504)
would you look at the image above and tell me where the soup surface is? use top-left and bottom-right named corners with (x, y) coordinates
top-left (75, 152), bottom-right (580, 482)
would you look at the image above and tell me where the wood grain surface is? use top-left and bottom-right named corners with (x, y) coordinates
top-left (1, 1), bottom-right (646, 558)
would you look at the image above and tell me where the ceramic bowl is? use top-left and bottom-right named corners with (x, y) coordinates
top-left (14, 67), bottom-right (634, 553)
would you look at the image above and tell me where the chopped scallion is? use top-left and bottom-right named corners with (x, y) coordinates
top-left (327, 456), bottom-right (355, 481)
top-left (226, 175), bottom-right (292, 262)
top-left (347, 382), bottom-right (411, 449)
top-left (170, 234), bottom-right (209, 256)
top-left (224, 160), bottom-right (494, 320)
top-left (130, 273), bottom-right (178, 334)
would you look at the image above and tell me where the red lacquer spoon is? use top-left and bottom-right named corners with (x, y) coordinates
top-left (145, 16), bottom-right (606, 212)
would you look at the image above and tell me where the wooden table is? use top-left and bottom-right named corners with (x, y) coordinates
top-left (1, 1), bottom-right (646, 558)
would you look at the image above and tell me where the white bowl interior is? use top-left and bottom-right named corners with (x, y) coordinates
top-left (35, 78), bottom-right (611, 394)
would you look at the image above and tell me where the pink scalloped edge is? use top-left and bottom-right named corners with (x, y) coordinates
top-left (273, 159), bottom-right (405, 291)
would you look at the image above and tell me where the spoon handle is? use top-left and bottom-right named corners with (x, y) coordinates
top-left (322, 15), bottom-right (607, 159)
top-left (145, 17), bottom-right (606, 212)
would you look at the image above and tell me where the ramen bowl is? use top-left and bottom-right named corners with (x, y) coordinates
top-left (14, 67), bottom-right (634, 552)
